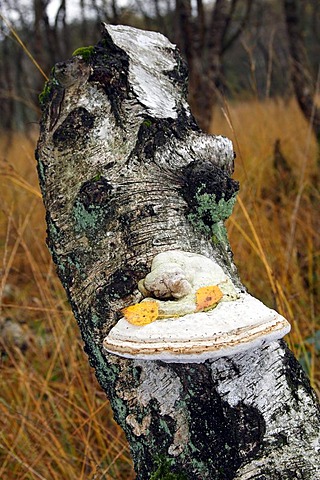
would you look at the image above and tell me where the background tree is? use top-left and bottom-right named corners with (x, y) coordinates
top-left (166, 0), bottom-right (254, 130)
top-left (283, 0), bottom-right (320, 141)
top-left (1, 0), bottom-right (320, 134)
top-left (1, 0), bottom-right (292, 129)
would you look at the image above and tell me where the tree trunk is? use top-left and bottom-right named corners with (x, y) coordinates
top-left (189, 0), bottom-right (253, 132)
top-left (283, 0), bottom-right (320, 141)
top-left (175, 0), bottom-right (229, 132)
top-left (199, 0), bottom-right (230, 132)
top-left (36, 25), bottom-right (320, 479)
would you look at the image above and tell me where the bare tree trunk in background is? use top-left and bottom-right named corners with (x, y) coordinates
top-left (79, 0), bottom-right (88, 39)
top-left (33, 0), bottom-right (58, 68)
top-left (175, 0), bottom-right (194, 70)
top-left (176, 0), bottom-right (227, 131)
top-left (54, 0), bottom-right (70, 58)
top-left (111, 0), bottom-right (120, 23)
top-left (36, 24), bottom-right (320, 479)
top-left (283, 0), bottom-right (320, 141)
top-left (175, 0), bottom-right (253, 132)
top-left (196, 0), bottom-right (205, 52)
top-left (198, 0), bottom-right (230, 132)
top-left (33, 0), bottom-right (47, 69)
top-left (175, 0), bottom-right (199, 117)
top-left (153, 0), bottom-right (169, 37)
top-left (311, 0), bottom-right (320, 42)
top-left (1, 36), bottom-right (14, 131)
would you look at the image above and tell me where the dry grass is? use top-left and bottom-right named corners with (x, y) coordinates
top-left (212, 97), bottom-right (319, 390)
top-left (0, 97), bottom-right (319, 478)
top-left (0, 134), bottom-right (135, 479)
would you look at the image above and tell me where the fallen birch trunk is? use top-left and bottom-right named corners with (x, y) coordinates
top-left (36, 24), bottom-right (320, 479)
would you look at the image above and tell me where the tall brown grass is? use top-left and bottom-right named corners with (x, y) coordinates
top-left (0, 135), bottom-right (135, 478)
top-left (214, 97), bottom-right (319, 388)
top-left (0, 97), bottom-right (319, 478)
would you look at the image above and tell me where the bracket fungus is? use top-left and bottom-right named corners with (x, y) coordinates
top-left (103, 251), bottom-right (290, 363)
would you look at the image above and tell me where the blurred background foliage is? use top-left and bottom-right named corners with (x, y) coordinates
top-left (0, 0), bottom-right (319, 132)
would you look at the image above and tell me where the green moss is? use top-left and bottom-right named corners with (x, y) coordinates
top-left (143, 119), bottom-right (153, 127)
top-left (39, 82), bottom-right (50, 107)
top-left (92, 172), bottom-right (102, 182)
top-left (72, 46), bottom-right (95, 62)
top-left (150, 457), bottom-right (187, 480)
top-left (39, 79), bottom-right (58, 107)
top-left (39, 67), bottom-right (61, 107)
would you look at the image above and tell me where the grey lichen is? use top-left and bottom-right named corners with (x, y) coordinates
top-left (73, 201), bottom-right (102, 233)
top-left (187, 185), bottom-right (237, 241)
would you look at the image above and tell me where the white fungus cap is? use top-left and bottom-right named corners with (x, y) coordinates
top-left (103, 293), bottom-right (291, 363)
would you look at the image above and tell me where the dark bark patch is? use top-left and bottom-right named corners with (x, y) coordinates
top-left (133, 261), bottom-right (149, 280)
top-left (134, 118), bottom-right (176, 160)
top-left (131, 112), bottom-right (197, 162)
top-left (119, 204), bottom-right (156, 226)
top-left (227, 402), bottom-right (266, 461)
top-left (79, 176), bottom-right (113, 208)
top-left (273, 432), bottom-right (288, 447)
top-left (181, 160), bottom-right (239, 206)
top-left (181, 160), bottom-right (239, 238)
top-left (53, 107), bottom-right (94, 149)
top-left (165, 47), bottom-right (190, 101)
top-left (282, 341), bottom-right (320, 408)
top-left (72, 177), bottom-right (115, 240)
top-left (177, 365), bottom-right (265, 479)
top-left (88, 32), bottom-right (130, 127)
top-left (146, 410), bottom-right (177, 460)
top-left (95, 287), bottom-right (114, 319)
top-left (104, 268), bottom-right (137, 300)
top-left (99, 261), bottom-right (148, 304)
top-left (139, 204), bottom-right (156, 218)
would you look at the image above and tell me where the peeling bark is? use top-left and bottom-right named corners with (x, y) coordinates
top-left (36, 24), bottom-right (320, 479)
